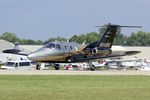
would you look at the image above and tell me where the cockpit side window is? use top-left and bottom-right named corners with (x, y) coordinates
top-left (64, 45), bottom-right (67, 50)
top-left (45, 43), bottom-right (55, 49)
top-left (56, 44), bottom-right (61, 50)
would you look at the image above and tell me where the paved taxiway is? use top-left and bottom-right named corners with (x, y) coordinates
top-left (0, 70), bottom-right (150, 75)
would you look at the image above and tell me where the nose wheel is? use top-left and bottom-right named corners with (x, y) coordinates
top-left (36, 63), bottom-right (41, 70)
top-left (54, 64), bottom-right (60, 70)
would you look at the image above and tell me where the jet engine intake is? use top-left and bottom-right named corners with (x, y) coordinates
top-left (92, 47), bottom-right (111, 56)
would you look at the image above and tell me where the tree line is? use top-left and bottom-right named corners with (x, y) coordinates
top-left (0, 30), bottom-right (150, 46)
top-left (0, 32), bottom-right (43, 45)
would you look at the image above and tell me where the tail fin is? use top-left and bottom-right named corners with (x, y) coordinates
top-left (97, 24), bottom-right (117, 49)
top-left (14, 42), bottom-right (20, 50)
top-left (84, 23), bottom-right (141, 50)
top-left (96, 23), bottom-right (142, 49)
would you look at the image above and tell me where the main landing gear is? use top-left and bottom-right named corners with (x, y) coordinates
top-left (36, 63), bottom-right (41, 70)
top-left (88, 61), bottom-right (96, 71)
top-left (36, 63), bottom-right (60, 70)
top-left (49, 63), bottom-right (60, 70)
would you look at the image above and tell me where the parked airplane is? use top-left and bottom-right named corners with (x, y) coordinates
top-left (104, 57), bottom-right (141, 70)
top-left (3, 42), bottom-right (21, 54)
top-left (138, 59), bottom-right (150, 70)
top-left (3, 23), bottom-right (141, 70)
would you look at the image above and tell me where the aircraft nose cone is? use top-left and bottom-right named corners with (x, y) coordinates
top-left (27, 54), bottom-right (36, 61)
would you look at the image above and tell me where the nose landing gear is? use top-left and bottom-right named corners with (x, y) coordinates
top-left (54, 64), bottom-right (60, 70)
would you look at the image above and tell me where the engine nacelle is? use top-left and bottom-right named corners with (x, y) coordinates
top-left (92, 47), bottom-right (111, 56)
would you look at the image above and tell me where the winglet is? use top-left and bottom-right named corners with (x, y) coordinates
top-left (82, 40), bottom-right (86, 45)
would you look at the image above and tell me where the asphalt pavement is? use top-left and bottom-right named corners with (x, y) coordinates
top-left (0, 70), bottom-right (150, 75)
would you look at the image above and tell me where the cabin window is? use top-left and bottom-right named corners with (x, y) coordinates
top-left (64, 45), bottom-right (67, 50)
top-left (56, 44), bottom-right (61, 50)
top-left (70, 46), bottom-right (73, 51)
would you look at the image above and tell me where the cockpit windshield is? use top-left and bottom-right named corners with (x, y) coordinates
top-left (45, 43), bottom-right (55, 49)
top-left (44, 43), bottom-right (61, 50)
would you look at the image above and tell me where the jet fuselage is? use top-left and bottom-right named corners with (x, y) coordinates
top-left (27, 41), bottom-right (85, 62)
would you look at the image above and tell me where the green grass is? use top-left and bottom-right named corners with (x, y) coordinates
top-left (0, 75), bottom-right (150, 100)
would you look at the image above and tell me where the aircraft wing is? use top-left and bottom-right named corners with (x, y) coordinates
top-left (72, 50), bottom-right (141, 62)
top-left (124, 51), bottom-right (141, 56)
top-left (102, 50), bottom-right (141, 59)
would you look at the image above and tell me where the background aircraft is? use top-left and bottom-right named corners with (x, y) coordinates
top-left (104, 57), bottom-right (141, 70)
top-left (3, 23), bottom-right (141, 70)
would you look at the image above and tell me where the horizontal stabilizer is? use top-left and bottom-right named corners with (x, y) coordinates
top-left (95, 23), bottom-right (142, 28)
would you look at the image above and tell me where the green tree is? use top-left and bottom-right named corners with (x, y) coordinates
top-left (44, 36), bottom-right (67, 44)
top-left (126, 31), bottom-right (150, 46)
top-left (0, 32), bottom-right (44, 45)
top-left (70, 32), bottom-right (99, 44)
top-left (86, 32), bottom-right (99, 44)
top-left (0, 32), bottom-right (20, 43)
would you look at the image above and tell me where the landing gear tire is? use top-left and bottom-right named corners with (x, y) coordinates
top-left (90, 65), bottom-right (96, 71)
top-left (36, 64), bottom-right (41, 70)
top-left (55, 64), bottom-right (60, 70)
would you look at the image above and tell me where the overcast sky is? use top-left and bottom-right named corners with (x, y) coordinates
top-left (0, 0), bottom-right (149, 40)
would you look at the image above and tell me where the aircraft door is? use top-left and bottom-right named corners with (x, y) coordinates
top-left (62, 43), bottom-right (71, 57)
